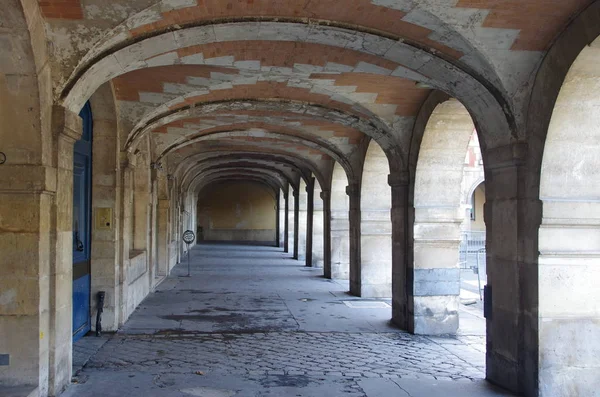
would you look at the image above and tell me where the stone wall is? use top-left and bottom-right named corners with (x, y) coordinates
top-left (196, 181), bottom-right (276, 243)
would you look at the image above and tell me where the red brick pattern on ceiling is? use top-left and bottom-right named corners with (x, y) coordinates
top-left (456, 0), bottom-right (592, 50)
top-left (174, 141), bottom-right (327, 160)
top-left (113, 65), bottom-right (238, 101)
top-left (310, 73), bottom-right (430, 116)
top-left (39, 0), bottom-right (83, 19)
top-left (113, 65), bottom-right (430, 118)
top-left (128, 0), bottom-right (462, 59)
top-left (153, 120), bottom-right (364, 144)
top-left (218, 136), bottom-right (326, 156)
top-left (40, 0), bottom-right (593, 53)
top-left (170, 81), bottom-right (370, 118)
top-left (175, 41), bottom-right (398, 71)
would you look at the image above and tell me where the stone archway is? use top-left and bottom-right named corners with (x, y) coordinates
top-left (312, 178), bottom-right (325, 269)
top-left (359, 141), bottom-right (392, 297)
top-left (412, 98), bottom-right (475, 335)
top-left (330, 162), bottom-right (350, 280)
top-left (538, 36), bottom-right (600, 396)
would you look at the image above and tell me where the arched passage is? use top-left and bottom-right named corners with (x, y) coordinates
top-left (538, 36), bottom-right (600, 395)
top-left (412, 98), bottom-right (475, 335)
top-left (330, 162), bottom-right (350, 280)
top-left (359, 141), bottom-right (392, 297)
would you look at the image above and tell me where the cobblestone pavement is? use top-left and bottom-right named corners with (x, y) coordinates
top-left (65, 244), bottom-right (511, 397)
top-left (72, 335), bottom-right (110, 374)
top-left (87, 331), bottom-right (484, 381)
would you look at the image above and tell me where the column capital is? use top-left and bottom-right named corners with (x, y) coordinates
top-left (484, 141), bottom-right (528, 169)
top-left (388, 172), bottom-right (410, 187)
top-left (293, 189), bottom-right (300, 198)
top-left (120, 151), bottom-right (133, 169)
top-left (345, 183), bottom-right (359, 197)
top-left (52, 105), bottom-right (82, 142)
top-left (305, 177), bottom-right (315, 192)
top-left (320, 190), bottom-right (331, 200)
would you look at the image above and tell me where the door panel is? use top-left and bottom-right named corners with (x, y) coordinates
top-left (73, 104), bottom-right (92, 342)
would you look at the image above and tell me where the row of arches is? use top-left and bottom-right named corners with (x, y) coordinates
top-left (1, 1), bottom-right (599, 397)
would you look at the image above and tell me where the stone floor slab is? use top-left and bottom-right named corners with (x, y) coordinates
top-left (63, 243), bottom-right (512, 397)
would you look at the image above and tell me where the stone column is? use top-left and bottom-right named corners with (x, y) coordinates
top-left (48, 107), bottom-right (83, 395)
top-left (117, 158), bottom-right (133, 326)
top-left (0, 106), bottom-right (78, 393)
top-left (484, 147), bottom-right (538, 394)
top-left (330, 188), bottom-right (350, 280)
top-left (411, 219), bottom-right (461, 334)
top-left (297, 183), bottom-right (308, 261)
top-left (149, 179), bottom-right (158, 285)
top-left (157, 199), bottom-right (170, 275)
top-left (348, 184), bottom-right (362, 296)
top-left (360, 203), bottom-right (393, 298)
top-left (389, 174), bottom-right (409, 330)
top-left (411, 201), bottom-right (461, 334)
top-left (284, 190), bottom-right (289, 253)
top-left (293, 189), bottom-right (300, 260)
top-left (321, 190), bottom-right (332, 277)
top-left (305, 178), bottom-right (315, 267)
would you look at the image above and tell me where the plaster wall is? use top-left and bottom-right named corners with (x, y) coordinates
top-left (197, 182), bottom-right (276, 243)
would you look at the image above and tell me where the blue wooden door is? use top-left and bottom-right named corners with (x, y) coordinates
top-left (72, 102), bottom-right (92, 342)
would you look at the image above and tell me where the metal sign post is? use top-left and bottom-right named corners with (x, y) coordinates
top-left (182, 230), bottom-right (196, 277)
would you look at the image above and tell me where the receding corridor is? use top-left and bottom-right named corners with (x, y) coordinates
top-left (64, 243), bottom-right (508, 397)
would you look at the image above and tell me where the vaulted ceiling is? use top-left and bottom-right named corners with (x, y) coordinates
top-left (33, 0), bottom-right (593, 193)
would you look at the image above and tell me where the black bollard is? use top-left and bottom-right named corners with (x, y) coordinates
top-left (96, 291), bottom-right (105, 337)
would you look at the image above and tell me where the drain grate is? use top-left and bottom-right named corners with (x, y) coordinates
top-left (342, 300), bottom-right (391, 309)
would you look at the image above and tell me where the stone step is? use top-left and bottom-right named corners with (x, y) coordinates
top-left (0, 385), bottom-right (38, 397)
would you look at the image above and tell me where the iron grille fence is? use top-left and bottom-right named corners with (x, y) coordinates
top-left (459, 231), bottom-right (486, 270)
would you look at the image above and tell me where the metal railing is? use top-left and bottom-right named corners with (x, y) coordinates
top-left (459, 231), bottom-right (486, 269)
top-left (459, 231), bottom-right (487, 300)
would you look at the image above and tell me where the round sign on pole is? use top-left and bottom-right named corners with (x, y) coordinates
top-left (183, 230), bottom-right (195, 244)
top-left (183, 230), bottom-right (195, 277)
